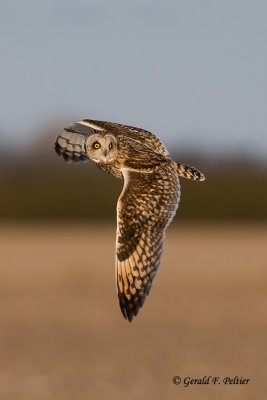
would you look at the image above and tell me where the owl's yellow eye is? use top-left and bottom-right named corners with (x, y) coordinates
top-left (109, 143), bottom-right (112, 149)
top-left (93, 142), bottom-right (101, 149)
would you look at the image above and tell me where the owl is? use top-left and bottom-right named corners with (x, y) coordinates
top-left (55, 118), bottom-right (205, 322)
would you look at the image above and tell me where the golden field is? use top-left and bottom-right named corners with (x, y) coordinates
top-left (0, 224), bottom-right (266, 400)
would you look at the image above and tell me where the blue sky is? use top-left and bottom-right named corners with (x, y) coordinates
top-left (0, 0), bottom-right (266, 156)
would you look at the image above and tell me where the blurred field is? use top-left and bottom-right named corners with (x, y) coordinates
top-left (0, 223), bottom-right (266, 400)
top-left (1, 144), bottom-right (267, 222)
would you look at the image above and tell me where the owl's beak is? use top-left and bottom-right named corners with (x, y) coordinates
top-left (103, 149), bottom-right (108, 157)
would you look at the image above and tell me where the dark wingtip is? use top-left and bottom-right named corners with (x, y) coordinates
top-left (118, 291), bottom-right (147, 322)
top-left (119, 298), bottom-right (134, 322)
top-left (127, 314), bottom-right (133, 323)
top-left (54, 141), bottom-right (88, 163)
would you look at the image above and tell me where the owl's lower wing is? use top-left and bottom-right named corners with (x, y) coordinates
top-left (116, 162), bottom-right (180, 322)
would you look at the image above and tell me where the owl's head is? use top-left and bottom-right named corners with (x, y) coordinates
top-left (86, 133), bottom-right (118, 163)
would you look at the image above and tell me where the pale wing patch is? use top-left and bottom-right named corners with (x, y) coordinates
top-left (55, 129), bottom-right (89, 162)
top-left (78, 120), bottom-right (105, 131)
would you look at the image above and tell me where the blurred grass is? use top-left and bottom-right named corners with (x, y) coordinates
top-left (1, 156), bottom-right (267, 221)
top-left (0, 224), bottom-right (266, 399)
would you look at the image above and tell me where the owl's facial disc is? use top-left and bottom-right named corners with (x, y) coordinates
top-left (87, 134), bottom-right (117, 163)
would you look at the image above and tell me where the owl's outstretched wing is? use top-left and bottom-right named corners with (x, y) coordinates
top-left (55, 120), bottom-right (105, 162)
top-left (116, 161), bottom-right (180, 322)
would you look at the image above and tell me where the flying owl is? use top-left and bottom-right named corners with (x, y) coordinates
top-left (55, 119), bottom-right (205, 322)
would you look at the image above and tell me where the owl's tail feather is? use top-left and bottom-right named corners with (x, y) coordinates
top-left (176, 162), bottom-right (205, 181)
